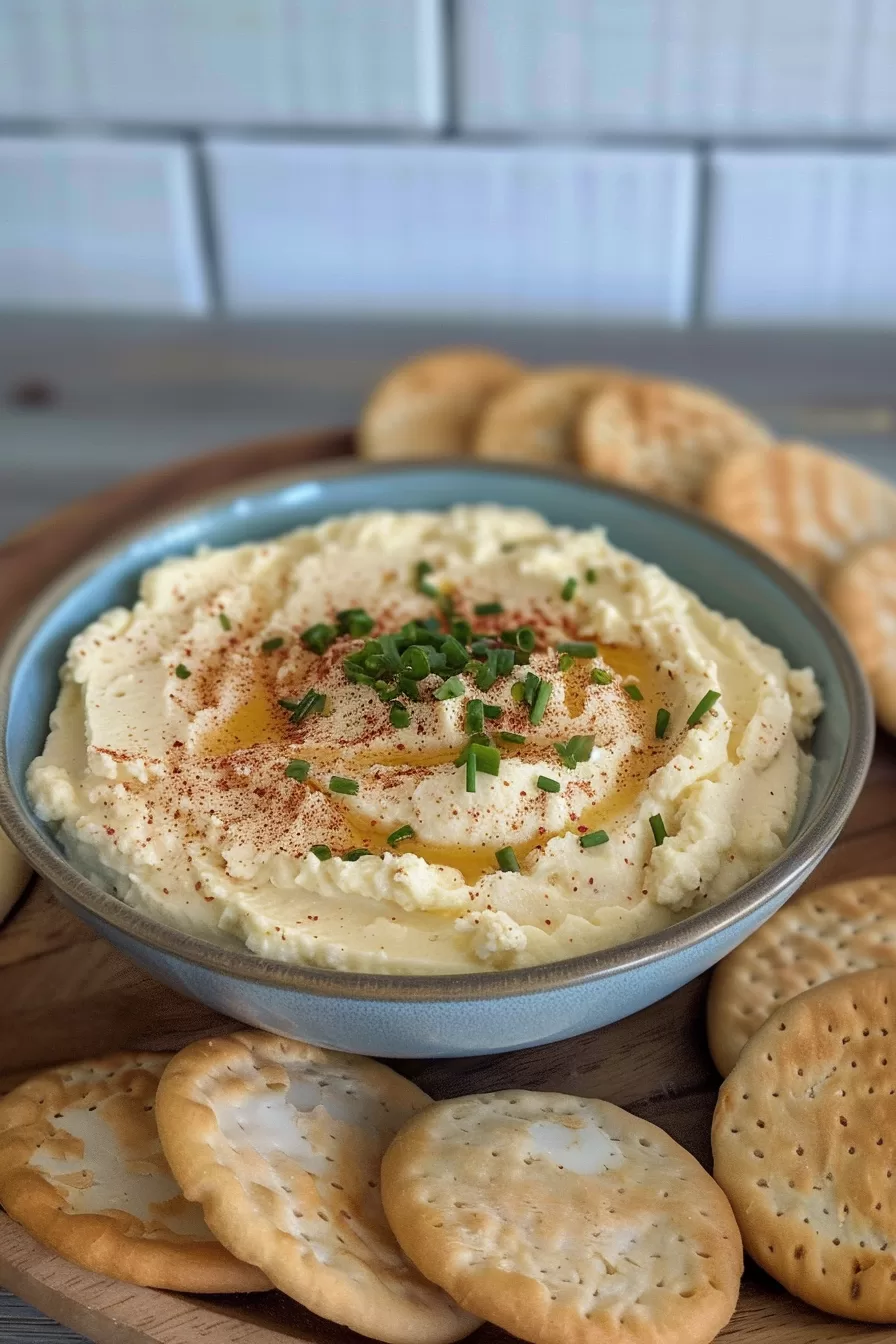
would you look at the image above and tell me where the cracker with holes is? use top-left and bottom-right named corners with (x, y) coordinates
top-left (359, 347), bottom-right (523, 460)
top-left (708, 876), bottom-right (896, 1076)
top-left (827, 538), bottom-right (896, 736)
top-left (713, 968), bottom-right (896, 1322)
top-left (0, 1052), bottom-right (269, 1291)
top-left (155, 1031), bottom-right (478, 1344)
top-left (472, 366), bottom-right (624, 464)
top-left (381, 1089), bottom-right (742, 1344)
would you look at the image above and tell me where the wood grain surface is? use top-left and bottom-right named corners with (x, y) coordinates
top-left (0, 428), bottom-right (894, 1343)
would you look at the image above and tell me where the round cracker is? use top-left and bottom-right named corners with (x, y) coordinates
top-left (0, 826), bottom-right (31, 924)
top-left (358, 347), bottom-right (522, 460)
top-left (702, 440), bottom-right (896, 589)
top-left (827, 539), bottom-right (896, 736)
top-left (382, 1089), bottom-right (742, 1344)
top-left (577, 377), bottom-right (771, 505)
top-left (472, 366), bottom-right (624, 464)
top-left (713, 968), bottom-right (896, 1322)
top-left (708, 877), bottom-right (896, 1076)
top-left (155, 1031), bottom-right (477, 1344)
top-left (0, 1052), bottom-right (269, 1292)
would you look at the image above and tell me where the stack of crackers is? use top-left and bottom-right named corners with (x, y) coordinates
top-left (4, 878), bottom-right (896, 1344)
top-left (360, 348), bottom-right (896, 738)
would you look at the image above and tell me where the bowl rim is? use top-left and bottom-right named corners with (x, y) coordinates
top-left (0, 456), bottom-right (875, 1003)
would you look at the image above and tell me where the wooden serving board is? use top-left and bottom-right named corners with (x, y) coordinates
top-left (1, 427), bottom-right (895, 1344)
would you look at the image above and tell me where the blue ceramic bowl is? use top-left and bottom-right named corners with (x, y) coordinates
top-left (0, 461), bottom-right (874, 1057)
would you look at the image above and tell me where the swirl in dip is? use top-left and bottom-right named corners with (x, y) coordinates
top-left (28, 506), bottom-right (823, 975)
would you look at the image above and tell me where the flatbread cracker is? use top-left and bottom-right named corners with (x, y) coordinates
top-left (358, 347), bottom-right (522, 460)
top-left (708, 876), bottom-right (896, 1076)
top-left (155, 1031), bottom-right (477, 1344)
top-left (578, 377), bottom-right (771, 504)
top-left (827, 539), bottom-right (896, 736)
top-left (702, 440), bottom-right (896, 588)
top-left (0, 1052), bottom-right (269, 1292)
top-left (713, 968), bottom-right (896, 1322)
top-left (472, 366), bottom-right (623, 464)
top-left (0, 827), bottom-right (31, 924)
top-left (382, 1089), bottom-right (742, 1344)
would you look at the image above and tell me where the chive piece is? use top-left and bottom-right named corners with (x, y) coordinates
top-left (537, 775), bottom-right (561, 793)
top-left (378, 634), bottom-right (401, 669)
top-left (474, 601), bottom-right (504, 615)
top-left (554, 734), bottom-right (596, 769)
top-left (284, 758), bottom-right (311, 781)
top-left (400, 645), bottom-right (430, 680)
top-left (591, 667), bottom-right (613, 685)
top-left (398, 676), bottom-right (421, 701)
top-left (420, 616), bottom-right (441, 633)
top-left (219, 612), bottom-right (232, 631)
top-left (655, 707), bottom-right (671, 739)
top-left (279, 690), bottom-right (326, 723)
top-left (261, 636), bottom-right (285, 654)
top-left (499, 731), bottom-right (526, 744)
top-left (414, 559), bottom-right (437, 597)
top-left (465, 699), bottom-right (485, 734)
top-left (561, 576), bottom-right (577, 601)
top-left (483, 704), bottom-right (502, 720)
top-left (174, 663), bottom-right (190, 679)
top-left (301, 623), bottom-right (336, 655)
top-left (475, 653), bottom-right (499, 692)
top-left (529, 679), bottom-right (553, 726)
top-left (558, 653), bottom-right (574, 673)
top-left (329, 776), bottom-right (359, 796)
top-left (336, 608), bottom-right (374, 638)
top-left (502, 624), bottom-right (537, 653)
top-left (624, 683), bottom-right (644, 701)
top-left (387, 824), bottom-right (415, 846)
top-left (556, 640), bottom-right (597, 659)
top-left (511, 681), bottom-right (526, 703)
top-left (495, 846), bottom-right (520, 873)
top-left (688, 689), bottom-right (721, 726)
top-left (451, 618), bottom-right (473, 644)
top-left (389, 702), bottom-right (411, 729)
top-left (465, 751), bottom-right (477, 793)
top-left (342, 847), bottom-right (370, 861)
top-left (649, 813), bottom-right (668, 846)
top-left (523, 671), bottom-right (540, 706)
top-left (580, 829), bottom-right (609, 849)
top-left (471, 742), bottom-right (501, 775)
top-left (442, 635), bottom-right (469, 669)
top-left (585, 567), bottom-right (597, 583)
top-left (434, 675), bottom-right (465, 701)
top-left (494, 647), bottom-right (516, 676)
top-left (378, 683), bottom-right (402, 703)
top-left (309, 844), bottom-right (331, 861)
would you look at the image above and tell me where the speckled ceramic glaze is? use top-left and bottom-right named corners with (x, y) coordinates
top-left (0, 462), bottom-right (874, 1057)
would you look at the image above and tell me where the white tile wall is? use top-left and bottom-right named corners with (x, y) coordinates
top-left (0, 136), bottom-right (208, 312)
top-left (207, 141), bottom-right (697, 321)
top-left (706, 152), bottom-right (896, 325)
top-left (458, 0), bottom-right (861, 134)
top-left (0, 0), bottom-right (79, 118)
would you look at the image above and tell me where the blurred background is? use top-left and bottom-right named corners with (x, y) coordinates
top-left (1, 0), bottom-right (895, 538)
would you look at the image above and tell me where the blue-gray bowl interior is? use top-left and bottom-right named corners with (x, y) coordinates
top-left (1, 462), bottom-right (870, 998)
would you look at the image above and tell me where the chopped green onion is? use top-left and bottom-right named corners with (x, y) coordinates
top-left (499, 731), bottom-right (526, 744)
top-left (389, 702), bottom-right (411, 729)
top-left (451, 618), bottom-right (473, 644)
top-left (414, 559), bottom-right (437, 597)
top-left (218, 612), bottom-right (232, 631)
top-left (556, 640), bottom-right (597, 659)
top-left (561, 576), bottom-right (577, 601)
top-left (483, 704), bottom-right (502, 720)
top-left (649, 813), bottom-right (668, 846)
top-left (530, 679), bottom-right (553, 726)
top-left (301, 623), bottom-right (336, 655)
top-left (336, 608), bottom-right (374, 638)
top-left (624, 683), bottom-right (644, 701)
top-left (441, 635), bottom-right (469, 669)
top-left (687, 690), bottom-right (721, 726)
top-left (558, 653), bottom-right (574, 673)
top-left (465, 699), bottom-right (485, 734)
top-left (585, 567), bottom-right (597, 584)
top-left (580, 829), bottom-right (609, 849)
top-left (495, 846), bottom-right (520, 873)
top-left (387, 824), bottom-right (415, 846)
top-left (174, 663), bottom-right (191, 679)
top-left (503, 625), bottom-right (536, 653)
top-left (378, 634), bottom-right (401, 669)
top-left (591, 667), bottom-right (613, 685)
top-left (329, 776), bottom-right (359, 796)
top-left (465, 751), bottom-right (477, 793)
top-left (342, 848), bottom-right (370, 861)
top-left (400, 645), bottom-right (430, 680)
top-left (475, 651), bottom-right (499, 692)
top-left (522, 671), bottom-right (541, 706)
top-left (279, 690), bottom-right (326, 723)
top-left (398, 676), bottom-right (421, 701)
top-left (495, 647), bottom-right (516, 676)
top-left (655, 708), bottom-right (671, 739)
top-left (261, 636), bottom-right (284, 654)
top-left (511, 681), bottom-right (526, 703)
top-left (309, 844), bottom-right (331, 861)
top-left (434, 675), bottom-right (465, 701)
top-left (284, 759), bottom-right (310, 781)
top-left (554, 734), bottom-right (595, 769)
top-left (474, 601), bottom-right (504, 616)
top-left (377, 683), bottom-right (402, 703)
top-left (471, 742), bottom-right (501, 776)
top-left (537, 775), bottom-right (561, 793)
